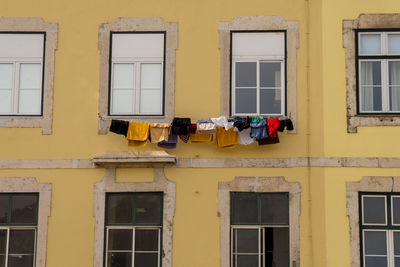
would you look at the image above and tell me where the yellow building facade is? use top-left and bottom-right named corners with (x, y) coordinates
top-left (0, 0), bottom-right (399, 266)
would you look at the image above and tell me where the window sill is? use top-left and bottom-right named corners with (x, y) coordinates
top-left (347, 115), bottom-right (400, 133)
top-left (0, 116), bottom-right (52, 134)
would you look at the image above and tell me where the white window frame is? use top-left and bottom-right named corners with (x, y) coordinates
top-left (0, 33), bottom-right (44, 116)
top-left (230, 31), bottom-right (286, 117)
top-left (104, 226), bottom-right (161, 267)
top-left (0, 227), bottom-right (37, 267)
top-left (358, 31), bottom-right (400, 113)
top-left (108, 32), bottom-right (165, 116)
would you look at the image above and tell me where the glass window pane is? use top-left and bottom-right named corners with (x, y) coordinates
top-left (389, 34), bottom-right (400, 54)
top-left (395, 257), bottom-right (400, 267)
top-left (106, 194), bottom-right (133, 224)
top-left (233, 228), bottom-right (259, 253)
top-left (389, 62), bottom-right (400, 85)
top-left (107, 229), bottom-right (132, 250)
top-left (9, 229), bottom-right (35, 254)
top-left (135, 229), bottom-right (159, 251)
top-left (141, 63), bottom-right (162, 89)
top-left (235, 88), bottom-right (257, 114)
top-left (10, 195), bottom-right (38, 224)
top-left (393, 198), bottom-right (400, 224)
top-left (135, 194), bottom-right (162, 225)
top-left (7, 255), bottom-right (34, 267)
top-left (360, 34), bottom-right (381, 55)
top-left (363, 196), bottom-right (386, 224)
top-left (365, 256), bottom-right (387, 267)
top-left (231, 193), bottom-right (258, 224)
top-left (235, 62), bottom-right (257, 87)
top-left (111, 89), bottom-right (134, 114)
top-left (390, 86), bottom-right (400, 111)
top-left (260, 62), bottom-right (281, 87)
top-left (18, 89), bottom-right (41, 115)
top-left (360, 86), bottom-right (382, 112)
top-left (260, 89), bottom-right (281, 114)
top-left (19, 64), bottom-right (41, 89)
top-left (364, 231), bottom-right (387, 255)
top-left (107, 252), bottom-right (132, 267)
top-left (360, 62), bottom-right (381, 86)
top-left (0, 64), bottom-right (13, 89)
top-left (236, 255), bottom-right (258, 267)
top-left (140, 89), bottom-right (161, 114)
top-left (394, 232), bottom-right (400, 255)
top-left (0, 90), bottom-right (12, 114)
top-left (0, 196), bottom-right (8, 224)
top-left (0, 255), bottom-right (5, 267)
top-left (265, 227), bottom-right (289, 267)
top-left (261, 194), bottom-right (289, 224)
top-left (0, 230), bottom-right (6, 254)
top-left (113, 64), bottom-right (134, 89)
top-left (134, 253), bottom-right (158, 267)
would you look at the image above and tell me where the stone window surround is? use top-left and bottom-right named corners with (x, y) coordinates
top-left (93, 168), bottom-right (176, 267)
top-left (218, 16), bottom-right (299, 133)
top-left (218, 176), bottom-right (301, 267)
top-left (98, 18), bottom-right (178, 134)
top-left (0, 18), bottom-right (58, 135)
top-left (346, 176), bottom-right (400, 267)
top-left (0, 177), bottom-right (52, 267)
top-left (343, 14), bottom-right (400, 133)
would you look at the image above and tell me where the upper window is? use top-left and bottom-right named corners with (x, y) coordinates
top-left (109, 33), bottom-right (165, 116)
top-left (230, 192), bottom-right (289, 267)
top-left (359, 193), bottom-right (400, 267)
top-left (231, 32), bottom-right (286, 116)
top-left (0, 193), bottom-right (38, 267)
top-left (357, 31), bottom-right (400, 113)
top-left (105, 192), bottom-right (163, 267)
top-left (0, 33), bottom-right (44, 116)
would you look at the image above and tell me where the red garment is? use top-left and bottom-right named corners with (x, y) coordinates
top-left (267, 118), bottom-right (280, 138)
top-left (189, 123), bottom-right (197, 134)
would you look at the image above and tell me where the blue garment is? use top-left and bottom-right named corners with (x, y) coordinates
top-left (250, 119), bottom-right (268, 140)
top-left (196, 119), bottom-right (213, 124)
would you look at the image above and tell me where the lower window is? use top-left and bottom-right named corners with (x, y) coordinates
top-left (105, 192), bottom-right (162, 267)
top-left (0, 193), bottom-right (38, 267)
top-left (360, 193), bottom-right (400, 267)
top-left (230, 192), bottom-right (289, 267)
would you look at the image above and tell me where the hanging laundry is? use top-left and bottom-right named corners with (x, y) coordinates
top-left (277, 119), bottom-right (294, 132)
top-left (211, 116), bottom-right (234, 130)
top-left (189, 124), bottom-right (197, 134)
top-left (127, 122), bottom-right (150, 147)
top-left (190, 129), bottom-right (213, 143)
top-left (109, 119), bottom-right (129, 137)
top-left (197, 120), bottom-right (216, 134)
top-left (250, 119), bottom-right (268, 140)
top-left (251, 117), bottom-right (261, 123)
top-left (158, 130), bottom-right (178, 149)
top-left (214, 127), bottom-right (239, 148)
top-left (258, 133), bottom-right (280, 145)
top-left (267, 118), bottom-right (280, 138)
top-left (171, 118), bottom-right (191, 135)
top-left (233, 117), bottom-right (250, 132)
top-left (238, 128), bottom-right (255, 145)
top-left (179, 134), bottom-right (190, 143)
top-left (149, 123), bottom-right (171, 143)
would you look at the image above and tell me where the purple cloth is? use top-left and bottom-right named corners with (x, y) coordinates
top-left (157, 131), bottom-right (178, 149)
top-left (179, 134), bottom-right (189, 143)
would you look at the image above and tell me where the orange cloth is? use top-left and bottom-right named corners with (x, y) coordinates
top-left (190, 130), bottom-right (213, 143)
top-left (149, 123), bottom-right (170, 143)
top-left (214, 127), bottom-right (239, 148)
top-left (126, 122), bottom-right (150, 147)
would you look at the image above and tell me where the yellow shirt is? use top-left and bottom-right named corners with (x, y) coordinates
top-left (189, 130), bottom-right (213, 143)
top-left (126, 122), bottom-right (150, 147)
top-left (214, 127), bottom-right (239, 148)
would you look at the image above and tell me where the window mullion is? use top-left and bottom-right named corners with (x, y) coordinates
top-left (132, 227), bottom-right (135, 267)
top-left (257, 60), bottom-right (260, 115)
top-left (5, 228), bottom-right (9, 267)
top-left (105, 228), bottom-right (109, 267)
top-left (158, 228), bottom-right (161, 267)
top-left (388, 230), bottom-right (394, 267)
top-left (12, 63), bottom-right (19, 115)
top-left (135, 62), bottom-right (141, 115)
top-left (382, 60), bottom-right (390, 112)
top-left (258, 227), bottom-right (261, 267)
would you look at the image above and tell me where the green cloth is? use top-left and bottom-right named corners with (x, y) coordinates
top-left (251, 117), bottom-right (261, 123)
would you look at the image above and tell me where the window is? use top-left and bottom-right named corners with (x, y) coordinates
top-left (0, 33), bottom-right (44, 115)
top-left (359, 193), bottom-right (400, 267)
top-left (231, 32), bottom-right (286, 116)
top-left (109, 33), bottom-right (165, 115)
top-left (0, 193), bottom-right (38, 267)
top-left (105, 192), bottom-right (163, 267)
top-left (357, 31), bottom-right (400, 113)
top-left (98, 18), bottom-right (177, 134)
top-left (219, 16), bottom-right (298, 132)
top-left (230, 192), bottom-right (289, 267)
top-left (0, 18), bottom-right (57, 134)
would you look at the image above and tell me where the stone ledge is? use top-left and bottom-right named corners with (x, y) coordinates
top-left (92, 151), bottom-right (176, 168)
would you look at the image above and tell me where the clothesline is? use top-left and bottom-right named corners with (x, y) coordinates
top-left (109, 116), bottom-right (294, 149)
